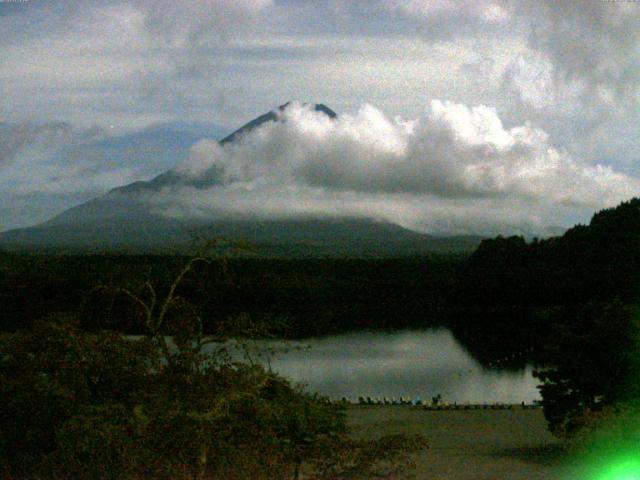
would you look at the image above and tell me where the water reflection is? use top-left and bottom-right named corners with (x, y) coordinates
top-left (248, 329), bottom-right (540, 403)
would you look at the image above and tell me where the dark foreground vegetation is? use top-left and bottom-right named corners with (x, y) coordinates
top-left (3, 198), bottom-right (640, 475)
top-left (0, 256), bottom-right (426, 479)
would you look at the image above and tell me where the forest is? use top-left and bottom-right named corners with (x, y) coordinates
top-left (0, 254), bottom-right (460, 337)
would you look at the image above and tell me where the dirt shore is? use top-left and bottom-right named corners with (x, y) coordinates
top-left (347, 406), bottom-right (578, 480)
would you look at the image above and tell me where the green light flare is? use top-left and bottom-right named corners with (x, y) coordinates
top-left (593, 456), bottom-right (640, 480)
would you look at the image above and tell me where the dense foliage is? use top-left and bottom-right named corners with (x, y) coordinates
top-left (0, 255), bottom-right (427, 479)
top-left (452, 198), bottom-right (640, 360)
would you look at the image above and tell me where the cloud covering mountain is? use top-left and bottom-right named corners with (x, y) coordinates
top-left (139, 101), bottom-right (638, 236)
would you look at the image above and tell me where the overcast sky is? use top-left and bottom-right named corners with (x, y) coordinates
top-left (1, 0), bottom-right (639, 233)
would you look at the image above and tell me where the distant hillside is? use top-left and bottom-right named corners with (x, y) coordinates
top-left (0, 217), bottom-right (482, 256)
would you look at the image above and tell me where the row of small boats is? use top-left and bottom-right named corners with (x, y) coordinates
top-left (326, 396), bottom-right (542, 409)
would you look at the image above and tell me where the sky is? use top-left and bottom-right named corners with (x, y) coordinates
top-left (1, 0), bottom-right (639, 234)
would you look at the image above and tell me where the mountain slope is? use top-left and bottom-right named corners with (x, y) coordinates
top-left (0, 103), bottom-right (481, 255)
top-left (98, 103), bottom-right (337, 196)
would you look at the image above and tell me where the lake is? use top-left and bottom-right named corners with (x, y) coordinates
top-left (240, 329), bottom-right (541, 404)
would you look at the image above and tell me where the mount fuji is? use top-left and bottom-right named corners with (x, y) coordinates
top-left (0, 103), bottom-right (482, 255)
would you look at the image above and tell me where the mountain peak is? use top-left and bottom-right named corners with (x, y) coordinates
top-left (220, 102), bottom-right (336, 145)
top-left (86, 102), bottom-right (339, 196)
top-left (276, 102), bottom-right (337, 118)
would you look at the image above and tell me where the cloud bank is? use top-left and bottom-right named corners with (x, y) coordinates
top-left (147, 102), bottom-right (639, 235)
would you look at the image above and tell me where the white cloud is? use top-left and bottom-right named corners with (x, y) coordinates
top-left (147, 102), bottom-right (640, 235)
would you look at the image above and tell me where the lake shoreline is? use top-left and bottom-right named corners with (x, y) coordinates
top-left (335, 400), bottom-right (541, 410)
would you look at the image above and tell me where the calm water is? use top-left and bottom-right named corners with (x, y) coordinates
top-left (242, 329), bottom-right (540, 404)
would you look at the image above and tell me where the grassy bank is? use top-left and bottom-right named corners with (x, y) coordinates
top-left (347, 406), bottom-right (577, 479)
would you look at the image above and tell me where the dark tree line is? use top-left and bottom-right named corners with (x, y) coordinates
top-left (452, 198), bottom-right (640, 435)
top-left (0, 254), bottom-right (459, 336)
top-left (451, 199), bottom-right (640, 355)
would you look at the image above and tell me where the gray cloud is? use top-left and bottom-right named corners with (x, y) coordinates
top-left (134, 0), bottom-right (271, 46)
top-left (0, 122), bottom-right (106, 167)
top-left (509, 1), bottom-right (640, 103)
top-left (497, 0), bottom-right (640, 144)
top-left (125, 0), bottom-right (273, 112)
top-left (0, 122), bottom-right (107, 228)
top-left (270, 0), bottom-right (512, 40)
top-left (358, 0), bottom-right (640, 107)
